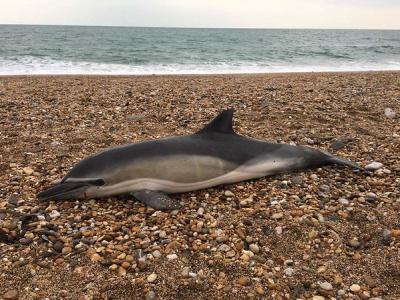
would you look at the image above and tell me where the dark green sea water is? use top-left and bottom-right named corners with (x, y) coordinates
top-left (0, 25), bottom-right (399, 74)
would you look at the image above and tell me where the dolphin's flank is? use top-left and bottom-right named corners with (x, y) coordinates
top-left (38, 108), bottom-right (360, 209)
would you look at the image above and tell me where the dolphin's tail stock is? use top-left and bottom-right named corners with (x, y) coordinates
top-left (38, 179), bottom-right (104, 201)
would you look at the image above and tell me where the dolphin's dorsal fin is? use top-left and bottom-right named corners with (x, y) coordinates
top-left (196, 108), bottom-right (235, 134)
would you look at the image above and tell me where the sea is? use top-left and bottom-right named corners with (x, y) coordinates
top-left (0, 25), bottom-right (399, 75)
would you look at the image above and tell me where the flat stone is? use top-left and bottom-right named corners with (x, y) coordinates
top-left (49, 210), bottom-right (61, 219)
top-left (319, 281), bottom-right (333, 291)
top-left (167, 253), bottom-right (178, 261)
top-left (238, 276), bottom-right (250, 286)
top-left (145, 291), bottom-right (156, 300)
top-left (365, 162), bottom-right (383, 171)
top-left (312, 296), bottom-right (325, 300)
top-left (338, 198), bottom-right (349, 205)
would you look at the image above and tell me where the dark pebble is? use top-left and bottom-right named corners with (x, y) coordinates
top-left (53, 240), bottom-right (64, 252)
top-left (19, 238), bottom-right (32, 245)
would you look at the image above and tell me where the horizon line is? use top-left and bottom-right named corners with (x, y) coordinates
top-left (1, 23), bottom-right (399, 31)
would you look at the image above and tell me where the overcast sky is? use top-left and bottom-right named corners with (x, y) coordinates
top-left (1, 0), bottom-right (399, 29)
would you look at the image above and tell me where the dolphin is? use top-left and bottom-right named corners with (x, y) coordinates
top-left (38, 108), bottom-right (360, 209)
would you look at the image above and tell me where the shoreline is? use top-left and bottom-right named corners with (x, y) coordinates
top-left (1, 69), bottom-right (400, 78)
top-left (0, 72), bottom-right (399, 299)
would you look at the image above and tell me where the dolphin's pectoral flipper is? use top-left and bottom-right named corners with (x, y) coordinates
top-left (131, 190), bottom-right (182, 210)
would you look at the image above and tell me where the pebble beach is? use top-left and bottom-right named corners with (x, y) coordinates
top-left (0, 71), bottom-right (399, 299)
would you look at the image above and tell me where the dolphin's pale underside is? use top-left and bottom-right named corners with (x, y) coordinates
top-left (38, 109), bottom-right (360, 209)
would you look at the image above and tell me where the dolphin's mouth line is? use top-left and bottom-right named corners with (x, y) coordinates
top-left (38, 182), bottom-right (92, 201)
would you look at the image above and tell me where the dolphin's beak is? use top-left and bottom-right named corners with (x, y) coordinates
top-left (37, 182), bottom-right (91, 201)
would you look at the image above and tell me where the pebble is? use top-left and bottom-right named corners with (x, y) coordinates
top-left (238, 276), bottom-right (250, 286)
top-left (249, 244), bottom-right (260, 254)
top-left (167, 254), bottom-right (178, 261)
top-left (145, 291), bottom-right (156, 300)
top-left (152, 250), bottom-right (162, 258)
top-left (181, 267), bottom-right (190, 278)
top-left (275, 226), bottom-right (283, 234)
top-left (365, 192), bottom-right (377, 202)
top-left (350, 284), bottom-right (361, 292)
top-left (348, 239), bottom-right (361, 249)
top-left (147, 273), bottom-right (157, 283)
top-left (53, 241), bottom-right (64, 252)
top-left (312, 296), bottom-right (325, 300)
top-left (219, 244), bottom-right (231, 252)
top-left (23, 166), bottom-right (34, 175)
top-left (2, 290), bottom-right (19, 299)
top-left (384, 107), bottom-right (396, 119)
top-left (338, 197), bottom-right (349, 205)
top-left (365, 162), bottom-right (383, 171)
top-left (382, 229), bottom-right (392, 245)
top-left (224, 190), bottom-right (234, 197)
top-left (284, 267), bottom-right (294, 276)
top-left (62, 246), bottom-right (72, 255)
top-left (49, 210), bottom-right (61, 219)
top-left (271, 212), bottom-right (283, 220)
top-left (331, 139), bottom-right (346, 150)
top-left (319, 281), bottom-right (333, 291)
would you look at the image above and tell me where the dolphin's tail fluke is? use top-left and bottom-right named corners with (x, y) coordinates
top-left (323, 152), bottom-right (362, 170)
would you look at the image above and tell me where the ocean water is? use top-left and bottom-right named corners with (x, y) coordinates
top-left (0, 25), bottom-right (399, 75)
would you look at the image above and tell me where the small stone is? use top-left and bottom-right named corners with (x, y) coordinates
top-left (365, 192), bottom-right (377, 202)
top-left (271, 212), bottom-right (283, 220)
top-left (145, 291), bottom-right (156, 300)
top-left (249, 244), bottom-right (260, 254)
top-left (159, 231), bottom-right (167, 239)
top-left (197, 207), bottom-right (204, 216)
top-left (53, 240), bottom-right (64, 252)
top-left (2, 289), bottom-right (19, 299)
top-left (312, 296), bottom-right (325, 300)
top-left (118, 266), bottom-right (126, 276)
top-left (275, 226), bottom-right (283, 234)
top-left (291, 176), bottom-right (303, 185)
top-left (338, 197), bottom-right (349, 205)
top-left (365, 162), bottom-right (383, 171)
top-left (62, 246), bottom-right (72, 255)
top-left (331, 139), bottom-right (346, 150)
top-left (218, 244), bottom-right (231, 252)
top-left (348, 239), bottom-right (361, 249)
top-left (284, 267), bottom-right (294, 276)
top-left (19, 237), bottom-right (32, 245)
top-left (238, 276), bottom-right (250, 286)
top-left (147, 273), bottom-right (157, 283)
top-left (319, 281), bottom-right (333, 291)
top-left (8, 195), bottom-right (18, 206)
top-left (49, 210), bottom-right (61, 219)
top-left (224, 190), bottom-right (234, 197)
top-left (384, 107), bottom-right (396, 119)
top-left (23, 167), bottom-right (34, 175)
top-left (350, 284), bottom-right (360, 292)
top-left (109, 264), bottom-right (118, 271)
top-left (152, 250), bottom-right (162, 258)
top-left (167, 254), bottom-right (178, 261)
top-left (255, 286), bottom-right (264, 295)
top-left (181, 267), bottom-right (190, 278)
top-left (319, 185), bottom-right (330, 193)
top-left (382, 229), bottom-right (392, 245)
top-left (90, 253), bottom-right (103, 262)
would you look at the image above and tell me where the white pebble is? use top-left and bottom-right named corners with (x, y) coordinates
top-left (147, 273), bottom-right (157, 283)
top-left (167, 254), bottom-right (178, 261)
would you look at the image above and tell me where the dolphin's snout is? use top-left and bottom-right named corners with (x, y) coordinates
top-left (37, 182), bottom-right (90, 201)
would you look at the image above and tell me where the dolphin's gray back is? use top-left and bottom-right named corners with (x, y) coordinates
top-left (65, 133), bottom-right (287, 184)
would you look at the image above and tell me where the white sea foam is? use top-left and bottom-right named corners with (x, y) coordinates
top-left (0, 56), bottom-right (399, 75)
